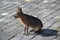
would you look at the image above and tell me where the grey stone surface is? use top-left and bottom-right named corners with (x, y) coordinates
top-left (0, 0), bottom-right (60, 40)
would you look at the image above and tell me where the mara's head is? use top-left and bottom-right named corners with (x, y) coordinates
top-left (14, 7), bottom-right (23, 18)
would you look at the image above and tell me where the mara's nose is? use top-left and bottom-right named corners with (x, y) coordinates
top-left (13, 15), bottom-right (16, 18)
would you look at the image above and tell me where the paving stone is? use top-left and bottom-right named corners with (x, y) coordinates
top-left (0, 19), bottom-right (19, 32)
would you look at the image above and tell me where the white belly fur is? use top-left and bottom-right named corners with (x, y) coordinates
top-left (17, 18), bottom-right (25, 27)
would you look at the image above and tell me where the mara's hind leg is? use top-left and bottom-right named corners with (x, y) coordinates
top-left (30, 27), bottom-right (35, 32)
top-left (34, 26), bottom-right (42, 33)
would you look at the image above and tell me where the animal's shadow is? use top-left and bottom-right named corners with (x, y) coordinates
top-left (36, 29), bottom-right (58, 37)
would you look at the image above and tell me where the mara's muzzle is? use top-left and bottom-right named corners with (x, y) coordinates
top-left (13, 15), bottom-right (17, 18)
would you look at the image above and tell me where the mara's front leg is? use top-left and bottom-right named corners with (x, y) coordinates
top-left (26, 25), bottom-right (29, 36)
top-left (23, 26), bottom-right (26, 35)
top-left (26, 27), bottom-right (28, 36)
top-left (24, 26), bottom-right (29, 36)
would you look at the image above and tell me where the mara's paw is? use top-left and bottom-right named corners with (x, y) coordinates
top-left (26, 34), bottom-right (29, 36)
top-left (30, 30), bottom-right (34, 32)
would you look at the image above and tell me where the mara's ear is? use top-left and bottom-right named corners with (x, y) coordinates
top-left (19, 7), bottom-right (22, 11)
top-left (18, 7), bottom-right (22, 12)
top-left (17, 7), bottom-right (20, 12)
top-left (18, 7), bottom-right (20, 10)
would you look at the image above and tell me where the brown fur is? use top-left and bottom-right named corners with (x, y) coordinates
top-left (14, 7), bottom-right (43, 36)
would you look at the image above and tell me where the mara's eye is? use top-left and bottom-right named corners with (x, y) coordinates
top-left (17, 12), bottom-right (20, 15)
